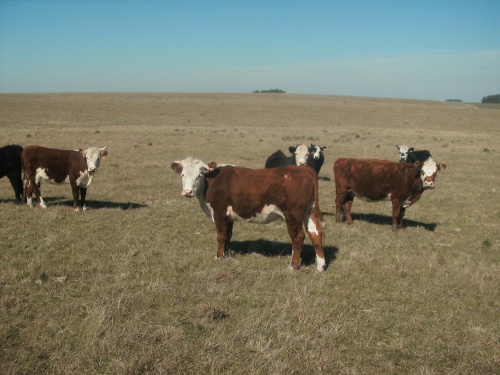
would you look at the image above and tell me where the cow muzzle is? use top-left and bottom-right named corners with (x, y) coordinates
top-left (423, 181), bottom-right (435, 189)
top-left (182, 189), bottom-right (194, 197)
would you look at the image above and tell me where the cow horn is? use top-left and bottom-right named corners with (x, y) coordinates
top-left (202, 161), bottom-right (218, 172)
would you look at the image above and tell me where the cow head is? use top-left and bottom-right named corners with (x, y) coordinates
top-left (419, 157), bottom-right (446, 189)
top-left (289, 144), bottom-right (309, 166)
top-left (171, 157), bottom-right (216, 198)
top-left (397, 144), bottom-right (413, 162)
top-left (81, 147), bottom-right (108, 174)
top-left (309, 144), bottom-right (326, 159)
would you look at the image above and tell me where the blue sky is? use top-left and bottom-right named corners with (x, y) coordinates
top-left (1, 0), bottom-right (499, 102)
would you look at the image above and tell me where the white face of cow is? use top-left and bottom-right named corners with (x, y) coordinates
top-left (171, 157), bottom-right (212, 198)
top-left (83, 147), bottom-right (108, 173)
top-left (309, 144), bottom-right (325, 159)
top-left (420, 157), bottom-right (446, 189)
top-left (397, 144), bottom-right (410, 161)
top-left (290, 144), bottom-right (309, 166)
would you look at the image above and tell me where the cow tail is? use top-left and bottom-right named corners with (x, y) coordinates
top-left (312, 175), bottom-right (325, 228)
top-left (21, 150), bottom-right (27, 203)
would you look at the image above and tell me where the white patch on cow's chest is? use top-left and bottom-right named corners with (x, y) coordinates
top-left (226, 204), bottom-right (285, 224)
top-left (76, 171), bottom-right (93, 188)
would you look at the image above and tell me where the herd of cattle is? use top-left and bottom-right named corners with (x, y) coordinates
top-left (1, 143), bottom-right (445, 271)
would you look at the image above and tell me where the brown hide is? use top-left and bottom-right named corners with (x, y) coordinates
top-left (204, 165), bottom-right (325, 270)
top-left (334, 158), bottom-right (424, 230)
top-left (21, 146), bottom-right (88, 209)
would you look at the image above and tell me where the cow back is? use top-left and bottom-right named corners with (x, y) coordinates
top-left (265, 150), bottom-right (293, 169)
top-left (407, 150), bottom-right (432, 164)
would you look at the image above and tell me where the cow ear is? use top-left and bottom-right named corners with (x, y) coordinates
top-left (79, 149), bottom-right (86, 157)
top-left (101, 151), bottom-right (108, 159)
top-left (288, 146), bottom-right (297, 154)
top-left (396, 144), bottom-right (400, 150)
top-left (171, 162), bottom-right (183, 174)
top-left (409, 147), bottom-right (415, 152)
top-left (321, 146), bottom-right (326, 151)
top-left (414, 161), bottom-right (421, 168)
top-left (207, 161), bottom-right (218, 171)
top-left (438, 163), bottom-right (446, 172)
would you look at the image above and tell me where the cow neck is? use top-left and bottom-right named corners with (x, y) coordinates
top-left (194, 173), bottom-right (213, 221)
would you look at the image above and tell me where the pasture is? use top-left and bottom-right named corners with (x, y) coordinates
top-left (1, 93), bottom-right (498, 374)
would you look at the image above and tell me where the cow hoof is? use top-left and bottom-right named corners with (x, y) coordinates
top-left (82, 206), bottom-right (87, 211)
top-left (316, 257), bottom-right (326, 272)
top-left (287, 265), bottom-right (295, 271)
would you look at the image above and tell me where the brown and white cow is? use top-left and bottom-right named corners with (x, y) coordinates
top-left (171, 157), bottom-right (326, 271)
top-left (22, 145), bottom-right (108, 210)
top-left (334, 157), bottom-right (446, 230)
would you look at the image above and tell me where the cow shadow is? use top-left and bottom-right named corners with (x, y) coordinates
top-left (318, 176), bottom-right (331, 182)
top-left (0, 198), bottom-right (23, 204)
top-left (229, 239), bottom-right (339, 270)
top-left (349, 213), bottom-right (437, 231)
top-left (43, 197), bottom-right (147, 210)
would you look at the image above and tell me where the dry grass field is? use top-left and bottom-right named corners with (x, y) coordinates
top-left (0, 93), bottom-right (499, 374)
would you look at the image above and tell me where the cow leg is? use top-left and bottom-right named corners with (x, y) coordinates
top-left (80, 187), bottom-right (87, 210)
top-left (391, 201), bottom-right (403, 231)
top-left (7, 172), bottom-right (23, 203)
top-left (285, 218), bottom-right (306, 270)
top-left (70, 182), bottom-right (80, 211)
top-left (343, 193), bottom-right (354, 224)
top-left (305, 213), bottom-right (326, 272)
top-left (397, 206), bottom-right (406, 229)
top-left (25, 177), bottom-right (34, 207)
top-left (335, 192), bottom-right (347, 222)
top-left (336, 191), bottom-right (354, 224)
top-left (215, 219), bottom-right (232, 258)
top-left (29, 177), bottom-right (46, 208)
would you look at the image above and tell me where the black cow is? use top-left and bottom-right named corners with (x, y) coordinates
top-left (306, 144), bottom-right (326, 174)
top-left (397, 144), bottom-right (432, 164)
top-left (0, 144), bottom-right (23, 203)
top-left (265, 144), bottom-right (310, 169)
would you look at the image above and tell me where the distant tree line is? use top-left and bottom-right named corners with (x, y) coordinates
top-left (481, 94), bottom-right (500, 103)
top-left (446, 99), bottom-right (462, 102)
top-left (252, 89), bottom-right (286, 93)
